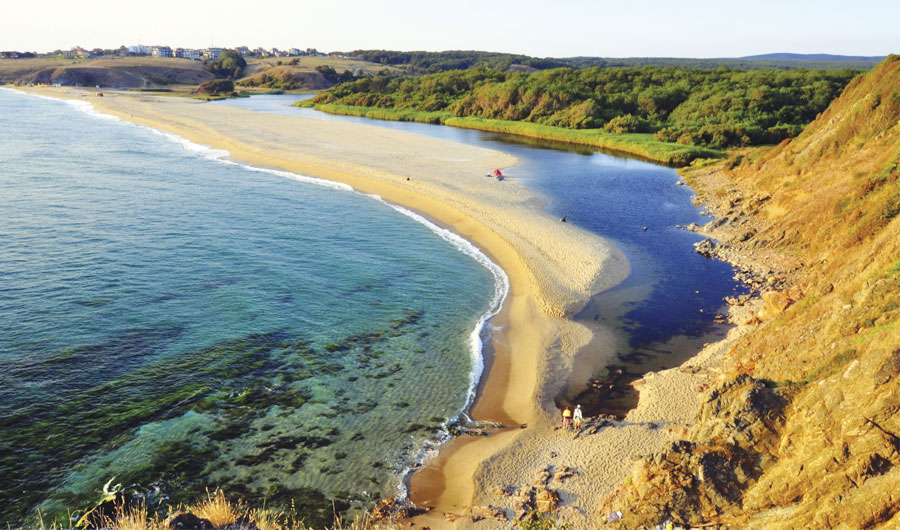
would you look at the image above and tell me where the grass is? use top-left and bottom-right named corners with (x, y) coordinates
top-left (301, 103), bottom-right (724, 166)
top-left (41, 489), bottom-right (391, 530)
top-left (193, 489), bottom-right (243, 527)
top-left (763, 348), bottom-right (859, 388)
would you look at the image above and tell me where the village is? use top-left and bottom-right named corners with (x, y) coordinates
top-left (0, 44), bottom-right (328, 60)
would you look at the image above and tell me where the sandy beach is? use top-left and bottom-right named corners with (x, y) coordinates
top-left (17, 87), bottom-right (727, 528)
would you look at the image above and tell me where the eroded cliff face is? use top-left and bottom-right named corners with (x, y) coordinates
top-left (602, 56), bottom-right (900, 528)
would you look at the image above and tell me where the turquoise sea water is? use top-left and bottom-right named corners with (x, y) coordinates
top-left (0, 90), bottom-right (500, 526)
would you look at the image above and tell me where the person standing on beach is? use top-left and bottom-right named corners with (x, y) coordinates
top-left (562, 406), bottom-right (572, 429)
top-left (572, 404), bottom-right (583, 429)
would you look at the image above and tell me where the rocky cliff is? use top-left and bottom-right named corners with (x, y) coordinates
top-left (603, 55), bottom-right (900, 528)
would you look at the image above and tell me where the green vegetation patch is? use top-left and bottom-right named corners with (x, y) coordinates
top-left (310, 65), bottom-right (858, 150)
top-left (306, 102), bottom-right (720, 165)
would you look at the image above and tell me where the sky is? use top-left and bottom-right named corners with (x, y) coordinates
top-left (2, 0), bottom-right (897, 58)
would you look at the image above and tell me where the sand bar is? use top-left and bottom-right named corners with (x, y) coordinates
top-left (16, 88), bottom-right (644, 527)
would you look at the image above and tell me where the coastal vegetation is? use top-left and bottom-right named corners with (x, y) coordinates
top-left (309, 65), bottom-right (857, 150)
top-left (299, 101), bottom-right (719, 165)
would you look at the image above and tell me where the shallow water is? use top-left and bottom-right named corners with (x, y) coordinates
top-left (0, 90), bottom-right (498, 526)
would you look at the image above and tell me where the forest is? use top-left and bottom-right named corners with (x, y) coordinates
top-left (345, 49), bottom-right (568, 74)
top-left (311, 65), bottom-right (859, 148)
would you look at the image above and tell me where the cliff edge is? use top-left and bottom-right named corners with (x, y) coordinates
top-left (602, 55), bottom-right (900, 528)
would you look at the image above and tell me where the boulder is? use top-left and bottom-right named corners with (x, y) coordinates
top-left (167, 512), bottom-right (215, 530)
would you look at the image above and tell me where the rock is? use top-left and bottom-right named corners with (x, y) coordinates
top-left (218, 516), bottom-right (259, 530)
top-left (533, 467), bottom-right (552, 486)
top-left (757, 290), bottom-right (791, 320)
top-left (874, 348), bottom-right (900, 385)
top-left (167, 513), bottom-right (215, 530)
top-left (786, 285), bottom-right (804, 301)
top-left (534, 487), bottom-right (561, 513)
top-left (694, 238), bottom-right (716, 257)
top-left (370, 498), bottom-right (427, 523)
top-left (554, 466), bottom-right (578, 483)
top-left (468, 505), bottom-right (508, 521)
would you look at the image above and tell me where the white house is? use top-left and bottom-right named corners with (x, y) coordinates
top-left (127, 44), bottom-right (152, 55)
top-left (203, 47), bottom-right (223, 60)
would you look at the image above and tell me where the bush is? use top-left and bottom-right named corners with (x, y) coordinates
top-left (197, 79), bottom-right (234, 95)
top-left (604, 114), bottom-right (652, 134)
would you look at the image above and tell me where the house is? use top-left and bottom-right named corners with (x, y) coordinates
top-left (234, 46), bottom-right (251, 57)
top-left (151, 46), bottom-right (173, 58)
top-left (203, 47), bottom-right (223, 60)
top-left (127, 44), bottom-right (152, 55)
top-left (175, 48), bottom-right (201, 60)
top-left (289, 48), bottom-right (301, 56)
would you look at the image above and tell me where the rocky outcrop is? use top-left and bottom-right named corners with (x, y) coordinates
top-left (601, 376), bottom-right (789, 527)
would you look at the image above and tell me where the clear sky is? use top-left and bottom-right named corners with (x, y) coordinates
top-left (2, 0), bottom-right (897, 57)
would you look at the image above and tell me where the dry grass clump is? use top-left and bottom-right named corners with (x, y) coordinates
top-left (192, 489), bottom-right (246, 527)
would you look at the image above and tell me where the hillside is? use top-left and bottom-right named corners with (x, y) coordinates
top-left (601, 55), bottom-right (900, 528)
top-left (0, 57), bottom-right (214, 88)
top-left (739, 52), bottom-right (885, 64)
top-left (0, 56), bottom-right (395, 91)
top-left (237, 56), bottom-right (399, 91)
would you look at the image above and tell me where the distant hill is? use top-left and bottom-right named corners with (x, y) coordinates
top-left (562, 55), bottom-right (879, 70)
top-left (739, 52), bottom-right (885, 63)
top-left (344, 50), bottom-right (884, 72)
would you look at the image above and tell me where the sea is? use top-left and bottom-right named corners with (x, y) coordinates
top-left (0, 91), bottom-right (740, 527)
top-left (0, 90), bottom-right (502, 527)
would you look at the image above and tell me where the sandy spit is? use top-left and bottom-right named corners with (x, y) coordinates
top-left (11, 88), bottom-right (731, 529)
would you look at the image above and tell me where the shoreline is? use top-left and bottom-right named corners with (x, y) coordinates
top-left (14, 87), bottom-right (633, 524)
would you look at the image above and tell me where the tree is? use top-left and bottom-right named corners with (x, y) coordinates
top-left (206, 50), bottom-right (246, 79)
